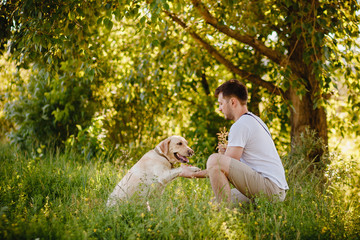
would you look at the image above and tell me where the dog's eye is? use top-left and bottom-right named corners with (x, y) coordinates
top-left (177, 142), bottom-right (183, 145)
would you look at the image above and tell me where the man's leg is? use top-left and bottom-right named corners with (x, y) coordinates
top-left (228, 159), bottom-right (286, 202)
top-left (231, 188), bottom-right (251, 203)
top-left (206, 153), bottom-right (232, 203)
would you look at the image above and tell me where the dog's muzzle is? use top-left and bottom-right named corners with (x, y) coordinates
top-left (174, 152), bottom-right (189, 163)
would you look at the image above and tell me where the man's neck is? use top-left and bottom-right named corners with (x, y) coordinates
top-left (233, 106), bottom-right (248, 122)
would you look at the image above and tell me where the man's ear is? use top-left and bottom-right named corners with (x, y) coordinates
top-left (156, 138), bottom-right (171, 156)
top-left (230, 97), bottom-right (238, 106)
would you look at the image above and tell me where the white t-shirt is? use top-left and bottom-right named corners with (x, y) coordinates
top-left (228, 112), bottom-right (289, 190)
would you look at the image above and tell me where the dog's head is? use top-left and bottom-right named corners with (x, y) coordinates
top-left (155, 135), bottom-right (194, 165)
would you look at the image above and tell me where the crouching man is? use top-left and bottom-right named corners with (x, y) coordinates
top-left (180, 79), bottom-right (289, 205)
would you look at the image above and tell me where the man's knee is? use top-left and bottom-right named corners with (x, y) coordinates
top-left (206, 153), bottom-right (224, 170)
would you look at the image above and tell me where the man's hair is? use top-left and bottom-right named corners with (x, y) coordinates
top-left (215, 79), bottom-right (248, 105)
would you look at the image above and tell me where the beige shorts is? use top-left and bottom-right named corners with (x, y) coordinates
top-left (228, 158), bottom-right (286, 203)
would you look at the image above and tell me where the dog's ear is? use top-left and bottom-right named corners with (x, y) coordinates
top-left (156, 137), bottom-right (171, 156)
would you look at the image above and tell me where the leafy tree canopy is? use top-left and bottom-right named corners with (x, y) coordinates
top-left (1, 0), bottom-right (359, 161)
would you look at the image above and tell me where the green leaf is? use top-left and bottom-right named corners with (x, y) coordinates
top-left (163, 2), bottom-right (169, 10)
top-left (97, 17), bottom-right (103, 25)
top-left (103, 18), bottom-right (113, 31)
top-left (151, 39), bottom-right (159, 47)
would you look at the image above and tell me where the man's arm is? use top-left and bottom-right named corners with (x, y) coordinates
top-left (224, 146), bottom-right (243, 160)
top-left (179, 146), bottom-right (244, 178)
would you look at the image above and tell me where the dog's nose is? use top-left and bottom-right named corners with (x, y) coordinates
top-left (188, 149), bottom-right (194, 156)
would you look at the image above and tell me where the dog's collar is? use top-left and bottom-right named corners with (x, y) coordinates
top-left (154, 147), bottom-right (174, 168)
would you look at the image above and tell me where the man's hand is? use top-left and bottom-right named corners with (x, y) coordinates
top-left (179, 165), bottom-right (196, 178)
top-left (217, 143), bottom-right (227, 154)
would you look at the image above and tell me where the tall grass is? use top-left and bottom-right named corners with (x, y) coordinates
top-left (0, 139), bottom-right (359, 239)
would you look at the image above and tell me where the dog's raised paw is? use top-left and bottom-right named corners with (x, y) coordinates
top-left (189, 166), bottom-right (201, 172)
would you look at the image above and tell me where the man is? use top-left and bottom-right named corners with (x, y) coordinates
top-left (180, 79), bottom-right (288, 204)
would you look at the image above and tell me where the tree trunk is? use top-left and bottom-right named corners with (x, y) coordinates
top-left (286, 21), bottom-right (329, 161)
top-left (289, 87), bottom-right (328, 164)
top-left (289, 87), bottom-right (328, 143)
top-left (285, 0), bottom-right (328, 164)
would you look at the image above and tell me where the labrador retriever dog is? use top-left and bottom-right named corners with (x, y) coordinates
top-left (107, 136), bottom-right (200, 207)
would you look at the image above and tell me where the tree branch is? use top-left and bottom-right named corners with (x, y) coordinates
top-left (201, 72), bottom-right (210, 95)
top-left (190, 0), bottom-right (303, 78)
top-left (164, 10), bottom-right (287, 98)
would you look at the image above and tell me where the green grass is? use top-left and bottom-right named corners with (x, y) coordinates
top-left (0, 143), bottom-right (359, 239)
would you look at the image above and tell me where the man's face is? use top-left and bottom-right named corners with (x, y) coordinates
top-left (218, 92), bottom-right (234, 120)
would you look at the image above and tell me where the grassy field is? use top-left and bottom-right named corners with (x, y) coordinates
top-left (0, 142), bottom-right (359, 239)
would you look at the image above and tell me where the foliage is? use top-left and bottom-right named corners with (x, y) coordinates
top-left (326, 155), bottom-right (360, 236)
top-left (152, 0), bottom-right (360, 148)
top-left (2, 0), bottom-right (121, 147)
top-left (0, 0), bottom-right (359, 162)
top-left (0, 138), bottom-right (359, 239)
top-left (1, 0), bottom-right (229, 149)
top-left (65, 116), bottom-right (109, 160)
top-left (0, 54), bottom-right (17, 143)
top-left (285, 128), bottom-right (328, 173)
top-left (5, 69), bottom-right (97, 148)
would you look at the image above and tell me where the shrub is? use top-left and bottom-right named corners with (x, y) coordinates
top-left (325, 154), bottom-right (360, 238)
top-left (5, 67), bottom-right (97, 149)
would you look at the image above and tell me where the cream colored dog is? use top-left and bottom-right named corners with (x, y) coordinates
top-left (107, 136), bottom-right (200, 207)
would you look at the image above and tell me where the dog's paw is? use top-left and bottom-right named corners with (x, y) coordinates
top-left (188, 166), bottom-right (201, 172)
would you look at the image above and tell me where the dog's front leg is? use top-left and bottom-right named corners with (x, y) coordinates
top-left (158, 168), bottom-right (182, 186)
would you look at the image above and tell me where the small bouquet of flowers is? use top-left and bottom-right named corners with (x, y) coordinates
top-left (216, 127), bottom-right (228, 154)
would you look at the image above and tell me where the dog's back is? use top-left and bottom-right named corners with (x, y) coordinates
top-left (106, 150), bottom-right (171, 207)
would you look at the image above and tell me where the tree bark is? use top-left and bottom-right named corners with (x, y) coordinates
top-left (288, 33), bottom-right (328, 161)
top-left (289, 86), bottom-right (328, 161)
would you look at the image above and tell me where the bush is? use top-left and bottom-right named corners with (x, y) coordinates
top-left (65, 116), bottom-right (109, 160)
top-left (325, 154), bottom-right (360, 238)
top-left (284, 128), bottom-right (328, 182)
top-left (5, 67), bottom-right (97, 149)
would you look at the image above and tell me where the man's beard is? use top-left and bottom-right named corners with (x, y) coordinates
top-left (224, 112), bottom-right (235, 121)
